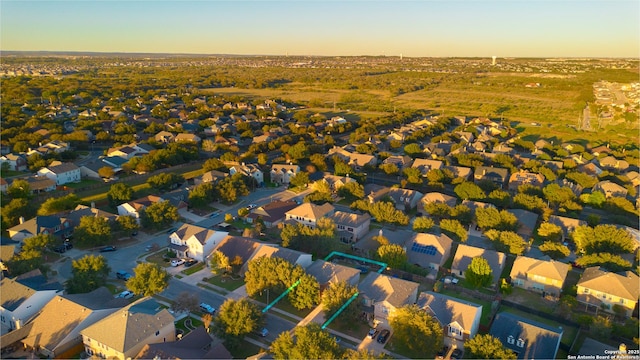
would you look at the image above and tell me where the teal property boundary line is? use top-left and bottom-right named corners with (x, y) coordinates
top-left (262, 279), bottom-right (301, 313)
top-left (321, 291), bottom-right (359, 329)
top-left (324, 251), bottom-right (387, 274)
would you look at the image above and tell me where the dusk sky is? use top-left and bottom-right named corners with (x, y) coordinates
top-left (1, 1), bottom-right (638, 58)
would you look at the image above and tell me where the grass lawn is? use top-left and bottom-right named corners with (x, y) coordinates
top-left (198, 283), bottom-right (230, 296)
top-left (498, 307), bottom-right (578, 348)
top-left (326, 318), bottom-right (370, 340)
top-left (1, 169), bottom-right (25, 177)
top-left (146, 251), bottom-right (172, 268)
top-left (386, 338), bottom-right (433, 359)
top-left (182, 262), bottom-right (206, 275)
top-left (504, 288), bottom-right (557, 314)
top-left (228, 340), bottom-right (264, 359)
top-left (440, 289), bottom-right (495, 327)
top-left (104, 283), bottom-right (119, 294)
top-left (65, 179), bottom-right (101, 189)
top-left (252, 292), bottom-right (312, 319)
top-left (205, 274), bottom-right (244, 291)
top-left (175, 316), bottom-right (204, 334)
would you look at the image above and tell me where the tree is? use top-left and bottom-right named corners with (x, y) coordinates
top-left (66, 255), bottom-right (111, 294)
top-left (6, 179), bottom-right (31, 199)
top-left (140, 201), bottom-right (179, 230)
top-left (216, 174), bottom-right (250, 203)
top-left (403, 167), bottom-right (423, 184)
top-left (338, 181), bottom-right (364, 200)
top-left (485, 230), bottom-right (526, 255)
top-left (147, 172), bottom-right (184, 192)
top-left (115, 215), bottom-right (139, 235)
top-left (537, 222), bottom-right (563, 242)
top-left (309, 153), bottom-right (327, 171)
top-left (404, 143), bottom-right (422, 157)
top-left (369, 201), bottom-right (409, 226)
top-left (539, 241), bottom-right (571, 259)
top-left (487, 189), bottom-right (511, 208)
top-left (288, 272), bottom-right (320, 310)
top-left (475, 207), bottom-right (518, 231)
top-left (465, 334), bottom-right (517, 359)
top-left (571, 224), bottom-right (635, 255)
top-left (465, 257), bottom-right (493, 288)
top-left (439, 219), bottom-right (468, 242)
top-left (172, 291), bottom-right (200, 314)
top-left (188, 183), bottom-right (216, 208)
top-left (203, 158), bottom-right (226, 171)
top-left (454, 181), bottom-right (486, 200)
top-left (575, 253), bottom-right (632, 272)
top-left (289, 171), bottom-right (310, 188)
top-left (98, 166), bottom-right (115, 179)
top-left (22, 233), bottom-right (54, 253)
top-left (74, 216), bottom-right (112, 247)
top-left (213, 298), bottom-right (264, 348)
top-left (377, 244), bottom-right (407, 269)
top-left (321, 281), bottom-right (359, 324)
top-left (379, 163), bottom-right (399, 175)
top-left (2, 198), bottom-right (36, 231)
top-left (543, 183), bottom-right (576, 208)
top-left (271, 323), bottom-right (343, 360)
top-left (210, 250), bottom-right (231, 275)
top-left (344, 349), bottom-right (391, 360)
top-left (413, 217), bottom-right (435, 233)
top-left (107, 183), bottom-right (134, 207)
top-left (126, 263), bottom-right (169, 296)
top-left (38, 194), bottom-right (81, 215)
top-left (389, 304), bottom-right (443, 357)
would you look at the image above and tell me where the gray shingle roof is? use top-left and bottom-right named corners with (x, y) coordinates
top-left (417, 291), bottom-right (482, 332)
top-left (358, 272), bottom-right (419, 308)
top-left (489, 312), bottom-right (563, 359)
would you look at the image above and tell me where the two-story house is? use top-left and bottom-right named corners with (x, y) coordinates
top-left (117, 195), bottom-right (164, 224)
top-left (7, 215), bottom-right (73, 243)
top-left (331, 211), bottom-right (371, 243)
top-left (194, 170), bottom-right (228, 186)
top-left (576, 266), bottom-right (639, 318)
top-left (321, 174), bottom-right (357, 192)
top-left (417, 291), bottom-right (482, 341)
top-left (37, 162), bottom-right (81, 185)
top-left (305, 259), bottom-right (360, 292)
top-left (228, 163), bottom-right (264, 186)
top-left (0, 276), bottom-right (62, 331)
top-left (81, 297), bottom-right (175, 360)
top-left (490, 312), bottom-right (563, 359)
top-left (508, 171), bottom-right (545, 191)
top-left (510, 256), bottom-right (569, 300)
top-left (451, 244), bottom-right (506, 285)
top-left (404, 233), bottom-right (453, 278)
top-left (285, 203), bottom-right (335, 228)
top-left (411, 159), bottom-right (444, 177)
top-left (246, 200), bottom-right (299, 228)
top-left (0, 154), bottom-right (28, 171)
top-left (270, 164), bottom-right (300, 185)
top-left (387, 188), bottom-right (423, 212)
top-left (474, 166), bottom-right (509, 189)
top-left (168, 224), bottom-right (228, 263)
top-left (358, 272), bottom-right (419, 328)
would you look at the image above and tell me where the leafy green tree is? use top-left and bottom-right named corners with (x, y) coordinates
top-left (454, 181), bottom-right (486, 200)
top-left (188, 183), bottom-right (216, 208)
top-left (389, 304), bottom-right (443, 358)
top-left (403, 167), bottom-right (423, 184)
top-left (147, 172), bottom-right (184, 192)
top-left (1, 198), bottom-right (36, 231)
top-left (539, 241), bottom-right (571, 259)
top-left (271, 323), bottom-right (343, 360)
top-left (213, 298), bottom-right (264, 348)
top-left (288, 272), bottom-right (320, 310)
top-left (115, 215), bottom-right (139, 234)
top-left (140, 201), bottom-right (179, 230)
top-left (321, 281), bottom-right (359, 324)
top-left (338, 181), bottom-right (364, 200)
top-left (451, 204), bottom-right (473, 225)
top-left (543, 183), bottom-right (576, 208)
top-left (487, 189), bottom-right (511, 208)
top-left (465, 257), bottom-right (493, 288)
top-left (98, 166), bottom-right (115, 179)
top-left (413, 217), bottom-right (435, 233)
top-left (7, 179), bottom-right (31, 199)
top-left (379, 163), bottom-right (399, 175)
top-left (333, 158), bottom-right (353, 176)
top-left (571, 224), bottom-right (635, 255)
top-left (304, 191), bottom-right (334, 204)
top-left (513, 193), bottom-right (549, 215)
top-left (309, 153), bottom-right (327, 171)
top-left (424, 202), bottom-right (452, 220)
top-left (537, 222), bottom-right (563, 242)
top-left (465, 334), bottom-right (517, 359)
top-left (66, 255), bottom-right (111, 294)
top-left (439, 219), bottom-right (468, 242)
top-left (565, 171), bottom-right (598, 189)
top-left (74, 216), bottom-right (112, 247)
top-left (22, 234), bottom-right (55, 253)
top-left (603, 196), bottom-right (637, 217)
top-left (126, 263), bottom-right (169, 296)
top-left (38, 194), bottom-right (81, 215)
top-left (107, 183), bottom-right (134, 207)
top-left (210, 250), bottom-right (231, 275)
top-left (215, 174), bottom-right (250, 203)
top-left (287, 142), bottom-right (308, 161)
top-left (377, 244), bottom-right (407, 269)
top-left (575, 253), bottom-right (632, 272)
top-left (403, 143), bottom-right (422, 157)
top-left (369, 201), bottom-right (409, 226)
top-left (203, 158), bottom-right (227, 171)
top-left (485, 230), bottom-right (526, 255)
top-left (475, 207), bottom-right (518, 231)
top-left (344, 349), bottom-right (391, 360)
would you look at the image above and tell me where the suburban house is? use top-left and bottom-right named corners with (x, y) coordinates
top-left (117, 195), bottom-right (164, 224)
top-left (247, 200), bottom-right (299, 228)
top-left (510, 256), bottom-right (570, 300)
top-left (174, 133), bottom-right (201, 143)
top-left (505, 209), bottom-right (539, 240)
top-left (37, 162), bottom-right (81, 185)
top-left (320, 174), bottom-right (357, 192)
top-left (168, 224), bottom-right (228, 263)
top-left (305, 259), bottom-right (360, 292)
top-left (21, 288), bottom-right (128, 359)
top-left (547, 215), bottom-right (587, 241)
top-left (81, 297), bottom-right (175, 360)
top-left (154, 131), bottom-right (175, 143)
top-left (270, 164), bottom-right (300, 185)
top-left (593, 180), bottom-right (628, 198)
top-left (106, 146), bottom-right (138, 160)
top-left (211, 236), bottom-right (262, 273)
top-left (7, 215), bottom-right (73, 243)
top-left (240, 244), bottom-right (313, 275)
top-left (194, 170), bottom-right (228, 185)
top-left (365, 184), bottom-right (391, 203)
top-left (358, 272), bottom-right (419, 328)
top-left (387, 188), bottom-right (423, 212)
top-left (598, 156), bottom-right (629, 171)
top-left (419, 192), bottom-right (458, 215)
top-left (328, 146), bottom-right (377, 170)
top-left (576, 266), bottom-right (639, 318)
top-left (331, 211), bottom-right (371, 243)
top-left (382, 155), bottom-right (413, 170)
top-left (417, 291), bottom-right (482, 341)
top-left (25, 176), bottom-right (56, 193)
top-left (0, 154), bottom-right (27, 171)
top-left (474, 166), bottom-right (509, 188)
top-left (228, 163), bottom-right (263, 186)
top-left (285, 203), bottom-right (335, 228)
top-left (135, 326), bottom-right (231, 360)
top-left (451, 244), bottom-right (506, 285)
top-left (508, 171), bottom-right (545, 191)
top-left (411, 158), bottom-right (444, 177)
top-left (489, 312), bottom-right (563, 359)
top-left (0, 178), bottom-right (8, 193)
top-left (404, 233), bottom-right (453, 278)
top-left (444, 165), bottom-right (473, 181)
top-left (0, 276), bottom-right (62, 331)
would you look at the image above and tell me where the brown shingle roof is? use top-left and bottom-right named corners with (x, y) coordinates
top-left (358, 272), bottom-right (419, 308)
top-left (577, 267), bottom-right (639, 301)
top-left (510, 256), bottom-right (569, 284)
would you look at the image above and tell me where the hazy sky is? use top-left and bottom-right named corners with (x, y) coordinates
top-left (1, 1), bottom-right (638, 58)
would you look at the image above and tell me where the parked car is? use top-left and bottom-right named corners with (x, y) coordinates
top-left (115, 290), bottom-right (135, 299)
top-left (100, 246), bottom-right (116, 252)
top-left (199, 303), bottom-right (216, 314)
top-left (246, 204), bottom-right (257, 210)
top-left (256, 327), bottom-right (269, 337)
top-left (451, 348), bottom-right (463, 359)
top-left (116, 270), bottom-right (132, 280)
top-left (210, 212), bottom-right (220, 218)
top-left (436, 345), bottom-right (449, 359)
top-left (52, 245), bottom-right (67, 253)
top-left (367, 328), bottom-right (378, 339)
top-left (377, 329), bottom-right (390, 344)
top-left (184, 259), bottom-right (198, 267)
top-left (171, 259), bottom-right (185, 267)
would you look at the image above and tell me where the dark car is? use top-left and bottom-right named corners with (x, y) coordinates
top-left (52, 245), bottom-right (67, 253)
top-left (100, 246), bottom-right (117, 252)
top-left (451, 348), bottom-right (463, 359)
top-left (184, 259), bottom-right (197, 267)
top-left (436, 345), bottom-right (449, 359)
top-left (377, 329), bottom-right (390, 344)
top-left (116, 270), bottom-right (132, 280)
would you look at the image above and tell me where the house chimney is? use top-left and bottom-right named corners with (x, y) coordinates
top-left (19, 216), bottom-right (24, 224)
top-left (482, 169), bottom-right (486, 175)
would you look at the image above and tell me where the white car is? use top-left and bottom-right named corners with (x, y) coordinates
top-left (115, 290), bottom-right (135, 299)
top-left (171, 259), bottom-right (185, 267)
top-left (246, 204), bottom-right (257, 210)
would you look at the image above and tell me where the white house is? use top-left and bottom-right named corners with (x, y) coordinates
top-left (0, 277), bottom-right (62, 331)
top-left (116, 196), bottom-right (164, 224)
top-left (228, 163), bottom-right (264, 186)
top-left (37, 162), bottom-right (81, 186)
top-left (168, 224), bottom-right (228, 263)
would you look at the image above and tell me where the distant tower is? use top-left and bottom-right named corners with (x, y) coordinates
top-left (400, 53), bottom-right (403, 61)
top-left (492, 56), bottom-right (497, 66)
